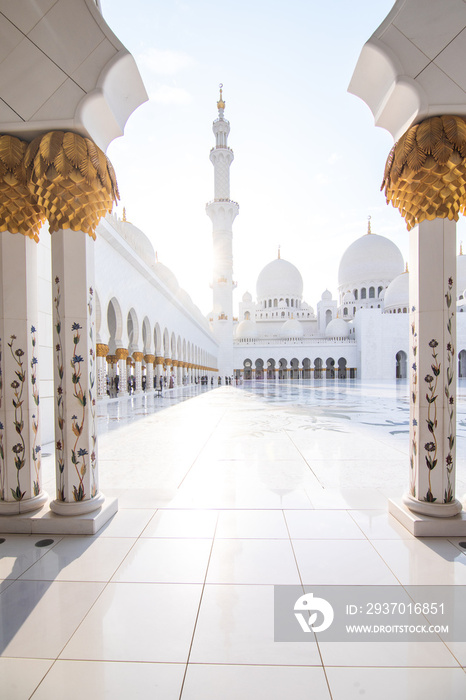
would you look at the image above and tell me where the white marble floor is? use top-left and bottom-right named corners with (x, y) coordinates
top-left (1, 381), bottom-right (466, 699)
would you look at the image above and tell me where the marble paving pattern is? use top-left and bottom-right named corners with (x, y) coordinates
top-left (2, 380), bottom-right (466, 699)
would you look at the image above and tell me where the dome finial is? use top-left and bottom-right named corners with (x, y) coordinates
top-left (367, 215), bottom-right (372, 234)
top-left (278, 244), bottom-right (281, 259)
top-left (217, 83), bottom-right (225, 112)
top-left (122, 206), bottom-right (127, 222)
top-left (405, 262), bottom-right (409, 273)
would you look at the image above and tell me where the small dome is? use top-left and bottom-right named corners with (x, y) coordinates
top-left (235, 319), bottom-right (259, 339)
top-left (279, 318), bottom-right (303, 338)
top-left (321, 289), bottom-right (332, 301)
top-left (458, 253), bottom-right (466, 298)
top-left (343, 291), bottom-right (354, 303)
top-left (256, 257), bottom-right (303, 300)
top-left (114, 217), bottom-right (156, 267)
top-left (338, 232), bottom-right (404, 288)
top-left (242, 291), bottom-right (253, 303)
top-left (325, 317), bottom-right (350, 338)
top-left (153, 261), bottom-right (179, 292)
top-left (384, 270), bottom-right (409, 312)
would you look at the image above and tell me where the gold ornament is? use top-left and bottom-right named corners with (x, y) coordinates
top-left (96, 343), bottom-right (109, 357)
top-left (24, 131), bottom-right (119, 239)
top-left (132, 352), bottom-right (144, 362)
top-left (382, 115), bottom-right (466, 230)
top-left (144, 354), bottom-right (155, 364)
top-left (115, 348), bottom-right (128, 360)
top-left (0, 135), bottom-right (45, 241)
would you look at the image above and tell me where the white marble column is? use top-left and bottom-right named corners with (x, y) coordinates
top-left (133, 352), bottom-right (143, 393)
top-left (404, 218), bottom-right (462, 516)
top-left (50, 229), bottom-right (104, 514)
top-left (116, 349), bottom-right (128, 395)
top-left (155, 357), bottom-right (163, 388)
top-left (0, 232), bottom-right (48, 513)
top-left (96, 343), bottom-right (109, 399)
top-left (145, 354), bottom-right (155, 391)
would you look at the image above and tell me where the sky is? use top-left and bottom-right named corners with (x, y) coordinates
top-left (100, 0), bottom-right (466, 316)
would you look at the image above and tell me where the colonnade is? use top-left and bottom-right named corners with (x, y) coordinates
top-left (0, 131), bottom-right (117, 525)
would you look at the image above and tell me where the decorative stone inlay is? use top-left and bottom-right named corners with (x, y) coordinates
top-left (96, 343), bottom-right (109, 357)
top-left (382, 116), bottom-right (466, 230)
top-left (0, 135), bottom-right (45, 241)
top-left (24, 131), bottom-right (119, 239)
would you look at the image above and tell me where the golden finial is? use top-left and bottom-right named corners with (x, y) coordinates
top-left (461, 241), bottom-right (463, 255)
top-left (217, 83), bottom-right (225, 110)
top-left (367, 215), bottom-right (372, 234)
top-left (122, 207), bottom-right (126, 222)
top-left (278, 245), bottom-right (281, 259)
top-left (405, 262), bottom-right (409, 273)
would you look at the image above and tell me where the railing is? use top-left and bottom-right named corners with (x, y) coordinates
top-left (233, 338), bottom-right (356, 346)
top-left (205, 198), bottom-right (240, 208)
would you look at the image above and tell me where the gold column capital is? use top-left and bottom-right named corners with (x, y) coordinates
top-left (25, 131), bottom-right (119, 239)
top-left (96, 343), bottom-right (109, 357)
top-left (133, 352), bottom-right (144, 363)
top-left (155, 356), bottom-right (164, 365)
top-left (115, 348), bottom-right (128, 360)
top-left (0, 134), bottom-right (45, 241)
top-left (144, 354), bottom-right (155, 364)
top-left (382, 115), bottom-right (466, 230)
top-left (106, 354), bottom-right (116, 365)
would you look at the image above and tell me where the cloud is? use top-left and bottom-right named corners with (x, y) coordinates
top-left (137, 48), bottom-right (192, 76)
top-left (328, 153), bottom-right (341, 165)
top-left (149, 85), bottom-right (192, 105)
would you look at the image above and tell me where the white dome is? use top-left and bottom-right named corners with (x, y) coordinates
top-left (457, 254), bottom-right (466, 298)
top-left (242, 291), bottom-right (252, 302)
top-left (321, 289), bottom-right (332, 301)
top-left (256, 258), bottom-right (303, 300)
top-left (236, 319), bottom-right (259, 339)
top-left (338, 232), bottom-right (404, 288)
top-left (153, 262), bottom-right (179, 292)
top-left (343, 291), bottom-right (354, 303)
top-left (114, 217), bottom-right (156, 267)
top-left (383, 270), bottom-right (409, 312)
top-left (325, 317), bottom-right (350, 338)
top-left (279, 318), bottom-right (303, 338)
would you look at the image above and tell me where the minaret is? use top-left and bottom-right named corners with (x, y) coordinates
top-left (206, 85), bottom-right (239, 379)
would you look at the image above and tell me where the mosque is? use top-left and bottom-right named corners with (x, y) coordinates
top-left (63, 87), bottom-right (466, 427)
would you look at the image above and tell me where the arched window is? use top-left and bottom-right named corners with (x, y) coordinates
top-left (291, 299), bottom-right (294, 307)
top-left (325, 309), bottom-right (332, 326)
top-left (343, 307), bottom-right (348, 316)
top-left (244, 311), bottom-right (250, 320)
top-left (378, 286), bottom-right (383, 296)
top-left (281, 311), bottom-right (285, 317)
top-left (369, 287), bottom-right (375, 298)
top-left (353, 289), bottom-right (358, 300)
top-left (274, 299), bottom-right (278, 307)
top-left (268, 299), bottom-right (272, 307)
top-left (361, 288), bottom-right (367, 299)
top-left (353, 307), bottom-right (356, 315)
top-left (395, 351), bottom-right (407, 379)
top-left (286, 298), bottom-right (289, 307)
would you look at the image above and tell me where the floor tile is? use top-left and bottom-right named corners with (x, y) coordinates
top-left (190, 584), bottom-right (320, 666)
top-left (30, 660), bottom-right (185, 700)
top-left (0, 535), bottom-right (61, 581)
top-left (206, 539), bottom-right (300, 584)
top-left (216, 510), bottom-right (289, 539)
top-left (0, 580), bottom-right (105, 658)
top-left (371, 538), bottom-right (466, 585)
top-left (326, 667), bottom-right (466, 700)
top-left (60, 583), bottom-right (202, 663)
top-left (97, 509), bottom-right (156, 537)
top-left (181, 664), bottom-right (331, 700)
top-left (111, 538), bottom-right (212, 583)
top-left (319, 640), bottom-right (460, 668)
top-left (141, 509), bottom-right (218, 538)
top-left (0, 658), bottom-right (53, 700)
top-left (306, 488), bottom-right (389, 510)
top-left (349, 509), bottom-right (416, 539)
top-left (293, 539), bottom-right (399, 585)
top-left (19, 537), bottom-right (136, 582)
top-left (284, 509), bottom-right (365, 539)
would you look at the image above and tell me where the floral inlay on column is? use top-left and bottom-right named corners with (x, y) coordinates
top-left (70, 320), bottom-right (87, 501)
top-left (424, 338), bottom-right (440, 503)
top-left (54, 276), bottom-right (65, 501)
top-left (445, 276), bottom-right (455, 503)
top-left (30, 325), bottom-right (41, 496)
top-left (88, 287), bottom-right (97, 498)
top-left (410, 312), bottom-right (418, 498)
top-left (8, 334), bottom-right (26, 501)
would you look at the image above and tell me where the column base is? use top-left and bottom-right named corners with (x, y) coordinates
top-left (50, 491), bottom-right (106, 516)
top-left (389, 497), bottom-right (466, 536)
top-left (402, 493), bottom-right (462, 517)
top-left (0, 491), bottom-right (49, 515)
top-left (0, 494), bottom-right (117, 535)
